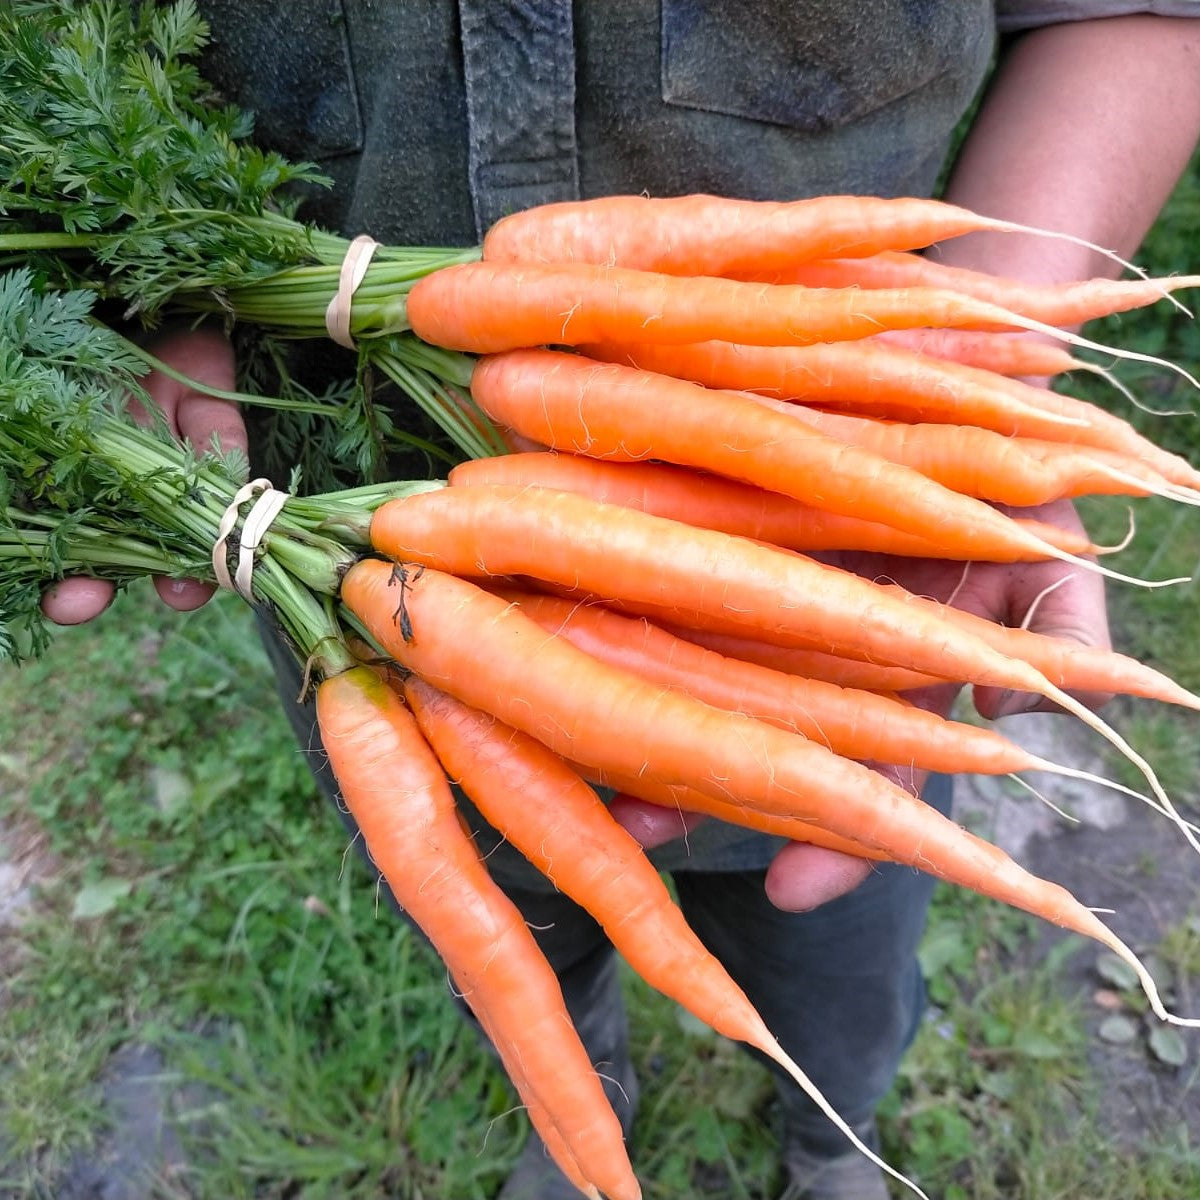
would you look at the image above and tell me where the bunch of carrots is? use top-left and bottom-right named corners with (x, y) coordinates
top-left (278, 194), bottom-right (1200, 1200)
top-left (6, 10), bottom-right (1200, 1189)
top-left (10, 8), bottom-right (1200, 1195)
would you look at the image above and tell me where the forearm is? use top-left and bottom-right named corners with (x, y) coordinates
top-left (938, 15), bottom-right (1200, 286)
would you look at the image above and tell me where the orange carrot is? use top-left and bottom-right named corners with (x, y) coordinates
top-left (495, 1052), bottom-right (600, 1200)
top-left (869, 580), bottom-right (1200, 711)
top-left (750, 399), bottom-right (1180, 507)
top-left (406, 261), bottom-right (1096, 355)
top-left (480, 193), bottom-right (1147, 280)
top-left (314, 666), bottom-right (638, 1200)
top-left (872, 329), bottom-right (1088, 377)
top-left (448, 452), bottom-right (1100, 561)
top-left (1009, 387), bottom-right (1200, 492)
top-left (367, 483), bottom-right (1191, 708)
top-left (626, 582), bottom-right (1200, 720)
top-left (494, 587), bottom-right (1129, 789)
top-left (466, 349), bottom-right (1110, 568)
top-left (742, 250), bottom-right (1200, 327)
top-left (595, 771), bottom-right (891, 861)
top-left (581, 338), bottom-right (1095, 443)
top-left (341, 561), bottom-right (1192, 1028)
top-left (658, 625), bottom-right (946, 693)
top-left (404, 676), bottom-right (916, 1191)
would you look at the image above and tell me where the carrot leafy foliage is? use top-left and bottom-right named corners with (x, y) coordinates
top-left (0, 268), bottom-right (437, 668)
top-left (0, 0), bottom-right (498, 487)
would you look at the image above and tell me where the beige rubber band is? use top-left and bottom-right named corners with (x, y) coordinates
top-left (324, 234), bottom-right (380, 350)
top-left (235, 486), bottom-right (291, 600)
top-left (211, 478), bottom-right (291, 601)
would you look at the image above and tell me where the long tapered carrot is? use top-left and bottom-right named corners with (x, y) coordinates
top-left (751, 399), bottom-right (1182, 507)
top-left (314, 666), bottom-right (639, 1200)
top-left (580, 338), bottom-right (1110, 446)
top-left (872, 329), bottom-right (1090, 378)
top-left (494, 587), bottom-right (1142, 797)
top-left (742, 251), bottom-right (1200, 327)
top-left (406, 261), bottom-right (1193, 390)
top-left (479, 193), bottom-right (1153, 282)
top-left (367, 483), bottom-right (1193, 710)
top-left (407, 261), bottom-right (1064, 353)
top-left (341, 561), bottom-right (1195, 1028)
top-left (466, 349), bottom-right (1172, 583)
top-left (404, 677), bottom-right (923, 1196)
top-left (448, 452), bottom-right (1100, 561)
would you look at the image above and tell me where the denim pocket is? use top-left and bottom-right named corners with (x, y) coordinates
top-left (661, 0), bottom-right (990, 133)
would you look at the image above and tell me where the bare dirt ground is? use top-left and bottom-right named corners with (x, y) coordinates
top-left (955, 711), bottom-right (1200, 1151)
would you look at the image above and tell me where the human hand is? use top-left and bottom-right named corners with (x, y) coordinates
top-left (608, 496), bottom-right (1111, 910)
top-left (40, 326), bottom-right (245, 625)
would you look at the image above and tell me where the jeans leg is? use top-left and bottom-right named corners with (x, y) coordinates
top-left (672, 773), bottom-right (952, 1158)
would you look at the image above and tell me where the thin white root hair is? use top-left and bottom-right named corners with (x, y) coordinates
top-left (1020, 757), bottom-right (1172, 824)
top-left (1039, 545), bottom-right (1190, 590)
top-left (1018, 575), bottom-right (1072, 632)
top-left (1005, 772), bottom-right (1080, 824)
top-left (1048, 681), bottom-right (1200, 862)
top-left (762, 1036), bottom-right (931, 1200)
top-left (988, 219), bottom-right (1194, 315)
top-left (1104, 927), bottom-right (1200, 1029)
top-left (1096, 364), bottom-right (1195, 417)
top-left (1004, 306), bottom-right (1200, 393)
top-left (1087, 507), bottom-right (1137, 556)
top-left (1070, 457), bottom-right (1200, 509)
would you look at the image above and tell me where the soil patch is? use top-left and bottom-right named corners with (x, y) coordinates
top-left (955, 711), bottom-right (1200, 1151)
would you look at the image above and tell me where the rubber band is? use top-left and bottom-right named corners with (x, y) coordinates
top-left (324, 234), bottom-right (380, 350)
top-left (211, 478), bottom-right (291, 601)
